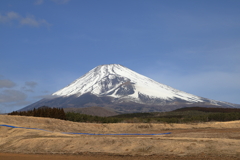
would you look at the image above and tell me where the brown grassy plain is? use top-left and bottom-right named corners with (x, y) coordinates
top-left (1, 115), bottom-right (240, 159)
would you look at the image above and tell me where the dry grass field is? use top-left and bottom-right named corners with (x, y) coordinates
top-left (1, 115), bottom-right (240, 159)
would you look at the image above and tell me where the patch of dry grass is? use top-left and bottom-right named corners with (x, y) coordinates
top-left (1, 115), bottom-right (240, 156)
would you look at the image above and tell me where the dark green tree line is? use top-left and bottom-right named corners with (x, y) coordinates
top-left (8, 106), bottom-right (66, 120)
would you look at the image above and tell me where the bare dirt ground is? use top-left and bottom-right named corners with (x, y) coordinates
top-left (1, 115), bottom-right (240, 159)
top-left (1, 152), bottom-right (240, 160)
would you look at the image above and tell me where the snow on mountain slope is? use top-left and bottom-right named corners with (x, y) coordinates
top-left (20, 64), bottom-right (239, 113)
top-left (53, 64), bottom-right (204, 103)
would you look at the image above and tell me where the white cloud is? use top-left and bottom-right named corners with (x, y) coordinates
top-left (0, 11), bottom-right (51, 27)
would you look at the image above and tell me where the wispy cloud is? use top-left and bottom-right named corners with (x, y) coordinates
top-left (51, 0), bottom-right (71, 4)
top-left (0, 11), bottom-right (51, 27)
top-left (34, 94), bottom-right (58, 99)
top-left (21, 81), bottom-right (38, 92)
top-left (25, 81), bottom-right (38, 88)
top-left (0, 12), bottom-right (19, 22)
top-left (34, 0), bottom-right (44, 5)
top-left (34, 0), bottom-right (70, 5)
top-left (0, 77), bottom-right (41, 112)
top-left (0, 77), bottom-right (16, 88)
top-left (0, 89), bottom-right (27, 103)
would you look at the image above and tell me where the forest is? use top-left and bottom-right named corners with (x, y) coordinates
top-left (8, 107), bottom-right (66, 120)
top-left (8, 106), bottom-right (240, 123)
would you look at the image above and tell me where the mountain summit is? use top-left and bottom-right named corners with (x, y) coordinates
top-left (53, 64), bottom-right (203, 104)
top-left (21, 64), bottom-right (239, 113)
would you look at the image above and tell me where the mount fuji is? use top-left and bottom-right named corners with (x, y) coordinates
top-left (20, 64), bottom-right (239, 113)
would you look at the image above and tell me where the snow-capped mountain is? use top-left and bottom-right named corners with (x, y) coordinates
top-left (20, 64), bottom-right (239, 113)
top-left (53, 64), bottom-right (203, 104)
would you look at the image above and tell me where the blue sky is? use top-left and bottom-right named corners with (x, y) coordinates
top-left (0, 0), bottom-right (240, 113)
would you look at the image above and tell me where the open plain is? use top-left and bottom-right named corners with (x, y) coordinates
top-left (1, 115), bottom-right (240, 159)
